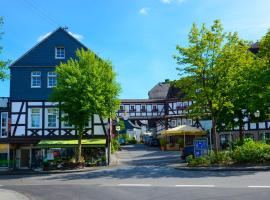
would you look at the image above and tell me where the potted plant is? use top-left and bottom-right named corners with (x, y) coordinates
top-left (42, 160), bottom-right (50, 171)
top-left (159, 138), bottom-right (166, 151)
top-left (101, 155), bottom-right (107, 166)
top-left (177, 138), bottom-right (184, 151)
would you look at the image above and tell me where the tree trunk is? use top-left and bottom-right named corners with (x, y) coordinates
top-left (211, 117), bottom-right (218, 152)
top-left (239, 119), bottom-right (244, 144)
top-left (77, 126), bottom-right (83, 163)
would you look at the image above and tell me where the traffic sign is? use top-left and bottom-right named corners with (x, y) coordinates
top-left (193, 138), bottom-right (208, 158)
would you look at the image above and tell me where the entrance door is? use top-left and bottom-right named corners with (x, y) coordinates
top-left (20, 149), bottom-right (30, 168)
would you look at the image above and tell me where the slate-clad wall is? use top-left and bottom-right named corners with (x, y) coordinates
top-left (12, 28), bottom-right (86, 67)
top-left (10, 28), bottom-right (87, 101)
top-left (10, 67), bottom-right (55, 100)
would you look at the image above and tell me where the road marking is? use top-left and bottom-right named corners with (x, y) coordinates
top-left (175, 185), bottom-right (215, 188)
top-left (248, 186), bottom-right (270, 188)
top-left (118, 184), bottom-right (152, 187)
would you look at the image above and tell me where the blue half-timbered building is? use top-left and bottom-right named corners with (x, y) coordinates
top-left (0, 27), bottom-right (110, 170)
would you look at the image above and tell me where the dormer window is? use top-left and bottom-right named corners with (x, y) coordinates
top-left (47, 71), bottom-right (57, 88)
top-left (55, 46), bottom-right (65, 59)
top-left (31, 71), bottom-right (41, 88)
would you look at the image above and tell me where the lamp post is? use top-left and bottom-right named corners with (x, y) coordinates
top-left (105, 122), bottom-right (110, 165)
top-left (254, 110), bottom-right (263, 142)
top-left (234, 117), bottom-right (239, 144)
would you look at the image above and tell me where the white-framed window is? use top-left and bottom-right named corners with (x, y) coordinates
top-left (141, 105), bottom-right (146, 111)
top-left (31, 71), bottom-right (41, 88)
top-left (61, 112), bottom-right (73, 128)
top-left (55, 47), bottom-right (65, 59)
top-left (119, 105), bottom-right (124, 111)
top-left (152, 105), bottom-right (158, 111)
top-left (47, 71), bottom-right (57, 88)
top-left (171, 120), bottom-right (176, 127)
top-left (29, 108), bottom-right (41, 128)
top-left (1, 112), bottom-right (8, 138)
top-left (46, 108), bottom-right (58, 128)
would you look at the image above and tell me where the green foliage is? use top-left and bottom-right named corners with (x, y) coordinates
top-left (177, 138), bottom-right (184, 148)
top-left (128, 137), bottom-right (137, 144)
top-left (0, 17), bottom-right (9, 81)
top-left (187, 140), bottom-right (270, 167)
top-left (50, 49), bottom-right (121, 161)
top-left (231, 139), bottom-right (244, 150)
top-left (232, 140), bottom-right (270, 164)
top-left (111, 138), bottom-right (120, 154)
top-left (51, 49), bottom-right (121, 128)
top-left (119, 134), bottom-right (130, 141)
top-left (209, 151), bottom-right (232, 166)
top-left (174, 20), bottom-right (265, 149)
top-left (117, 119), bottom-right (126, 131)
top-left (187, 155), bottom-right (211, 167)
top-left (159, 138), bottom-right (166, 147)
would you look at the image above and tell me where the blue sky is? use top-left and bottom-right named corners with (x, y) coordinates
top-left (1, 0), bottom-right (270, 99)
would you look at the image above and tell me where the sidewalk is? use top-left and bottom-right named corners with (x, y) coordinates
top-left (0, 164), bottom-right (119, 176)
top-left (171, 163), bottom-right (270, 171)
top-left (0, 189), bottom-right (29, 200)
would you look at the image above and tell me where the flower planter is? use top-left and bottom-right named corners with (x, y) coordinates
top-left (160, 146), bottom-right (165, 151)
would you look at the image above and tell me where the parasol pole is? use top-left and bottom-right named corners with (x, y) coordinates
top-left (184, 131), bottom-right (186, 147)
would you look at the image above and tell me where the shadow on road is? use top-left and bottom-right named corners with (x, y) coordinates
top-left (40, 166), bottom-right (259, 182)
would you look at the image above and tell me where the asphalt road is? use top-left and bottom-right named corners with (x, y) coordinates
top-left (1, 144), bottom-right (270, 200)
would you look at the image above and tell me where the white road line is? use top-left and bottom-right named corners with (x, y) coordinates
top-left (248, 186), bottom-right (270, 188)
top-left (175, 185), bottom-right (215, 188)
top-left (118, 184), bottom-right (152, 187)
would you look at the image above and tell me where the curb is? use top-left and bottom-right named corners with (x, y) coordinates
top-left (0, 165), bottom-right (118, 176)
top-left (174, 166), bottom-right (270, 171)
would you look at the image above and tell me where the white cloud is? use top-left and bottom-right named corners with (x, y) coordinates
top-left (37, 31), bottom-right (84, 42)
top-left (161, 0), bottom-right (172, 4)
top-left (161, 0), bottom-right (186, 4)
top-left (139, 7), bottom-right (148, 15)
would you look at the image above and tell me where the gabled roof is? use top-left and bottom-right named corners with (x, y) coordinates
top-left (249, 42), bottom-right (259, 54)
top-left (148, 79), bottom-right (182, 99)
top-left (11, 27), bottom-right (88, 67)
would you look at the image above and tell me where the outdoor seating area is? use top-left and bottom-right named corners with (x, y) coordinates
top-left (160, 125), bottom-right (206, 151)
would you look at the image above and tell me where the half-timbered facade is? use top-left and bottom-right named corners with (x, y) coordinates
top-left (0, 27), bottom-right (110, 169)
top-left (117, 79), bottom-right (270, 148)
top-left (117, 81), bottom-right (197, 136)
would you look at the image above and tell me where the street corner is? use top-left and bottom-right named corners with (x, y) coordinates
top-left (0, 189), bottom-right (30, 200)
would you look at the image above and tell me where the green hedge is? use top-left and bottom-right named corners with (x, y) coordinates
top-left (111, 138), bottom-right (120, 154)
top-left (187, 140), bottom-right (270, 167)
top-left (232, 140), bottom-right (270, 164)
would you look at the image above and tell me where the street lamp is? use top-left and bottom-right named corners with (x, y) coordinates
top-left (254, 110), bottom-right (263, 141)
top-left (254, 110), bottom-right (260, 118)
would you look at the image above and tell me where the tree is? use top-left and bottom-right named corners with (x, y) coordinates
top-left (257, 29), bottom-right (270, 112)
top-left (0, 17), bottom-right (8, 81)
top-left (217, 31), bottom-right (270, 144)
top-left (50, 49), bottom-right (121, 162)
top-left (116, 119), bottom-right (126, 132)
top-left (174, 20), bottom-right (258, 150)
